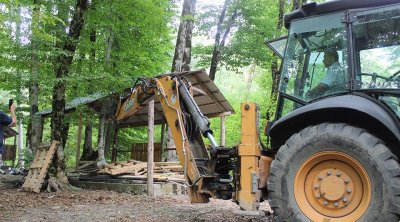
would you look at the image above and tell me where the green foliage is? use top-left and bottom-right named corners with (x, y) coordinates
top-left (207, 67), bottom-right (271, 146)
top-left (0, 0), bottom-right (175, 169)
top-left (0, 0), bottom-right (336, 168)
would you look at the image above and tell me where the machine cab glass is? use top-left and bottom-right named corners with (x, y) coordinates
top-left (279, 12), bottom-right (350, 103)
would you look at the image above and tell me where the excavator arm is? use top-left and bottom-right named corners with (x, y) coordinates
top-left (116, 75), bottom-right (221, 202)
top-left (115, 73), bottom-right (269, 214)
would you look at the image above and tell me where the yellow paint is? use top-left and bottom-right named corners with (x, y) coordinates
top-left (259, 156), bottom-right (273, 190)
top-left (236, 103), bottom-right (262, 211)
top-left (295, 151), bottom-right (371, 221)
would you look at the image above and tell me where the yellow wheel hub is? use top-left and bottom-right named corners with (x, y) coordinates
top-left (294, 151), bottom-right (371, 221)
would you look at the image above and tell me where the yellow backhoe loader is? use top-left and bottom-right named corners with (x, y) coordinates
top-left (116, 1), bottom-right (400, 221)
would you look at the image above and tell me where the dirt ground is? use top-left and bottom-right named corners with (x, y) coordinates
top-left (0, 176), bottom-right (273, 222)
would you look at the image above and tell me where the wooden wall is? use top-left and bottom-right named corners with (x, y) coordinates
top-left (131, 143), bottom-right (162, 162)
top-left (4, 144), bottom-right (16, 161)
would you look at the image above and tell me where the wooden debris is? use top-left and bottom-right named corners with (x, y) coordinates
top-left (97, 159), bottom-right (185, 185)
top-left (100, 161), bottom-right (149, 175)
top-left (77, 161), bottom-right (98, 173)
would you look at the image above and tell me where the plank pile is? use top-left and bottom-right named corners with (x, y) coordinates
top-left (98, 160), bottom-right (185, 184)
top-left (100, 160), bottom-right (148, 175)
top-left (76, 161), bottom-right (98, 174)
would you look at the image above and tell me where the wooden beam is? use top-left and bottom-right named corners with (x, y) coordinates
top-left (160, 124), bottom-right (165, 155)
top-left (190, 86), bottom-right (207, 95)
top-left (75, 112), bottom-right (83, 171)
top-left (206, 111), bottom-right (232, 118)
top-left (147, 100), bottom-right (154, 197)
top-left (191, 75), bottom-right (226, 112)
top-left (220, 115), bottom-right (226, 146)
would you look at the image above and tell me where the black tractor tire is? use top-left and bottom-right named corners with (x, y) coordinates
top-left (267, 123), bottom-right (400, 222)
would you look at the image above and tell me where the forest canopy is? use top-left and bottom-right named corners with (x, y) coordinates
top-left (0, 0), bottom-right (311, 176)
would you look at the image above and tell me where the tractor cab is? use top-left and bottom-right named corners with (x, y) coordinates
top-left (265, 2), bottom-right (400, 220)
top-left (268, 0), bottom-right (400, 119)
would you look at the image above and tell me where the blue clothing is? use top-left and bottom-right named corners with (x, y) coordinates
top-left (0, 111), bottom-right (13, 155)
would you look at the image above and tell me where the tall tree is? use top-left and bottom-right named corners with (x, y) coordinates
top-left (167, 0), bottom-right (196, 161)
top-left (51, 0), bottom-right (89, 184)
top-left (27, 0), bottom-right (43, 154)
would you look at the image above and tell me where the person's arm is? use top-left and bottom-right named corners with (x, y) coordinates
top-left (8, 103), bottom-right (17, 127)
top-left (309, 83), bottom-right (329, 97)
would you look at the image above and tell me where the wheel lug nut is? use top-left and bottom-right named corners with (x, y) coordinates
top-left (347, 188), bottom-right (352, 193)
top-left (336, 172), bottom-right (341, 177)
top-left (316, 194), bottom-right (321, 199)
top-left (327, 171), bottom-right (331, 176)
top-left (334, 202), bottom-right (339, 207)
top-left (314, 184), bottom-right (319, 189)
top-left (345, 179), bottom-right (350, 183)
top-left (318, 176), bottom-right (323, 180)
top-left (324, 201), bottom-right (328, 206)
top-left (343, 197), bottom-right (348, 202)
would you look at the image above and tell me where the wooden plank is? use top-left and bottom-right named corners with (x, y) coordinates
top-left (101, 162), bottom-right (148, 175)
top-left (22, 141), bottom-right (59, 193)
top-left (78, 162), bottom-right (95, 170)
top-left (155, 162), bottom-right (180, 166)
top-left (160, 124), bottom-right (165, 156)
top-left (220, 115), bottom-right (226, 146)
top-left (131, 143), bottom-right (162, 162)
top-left (3, 144), bottom-right (16, 161)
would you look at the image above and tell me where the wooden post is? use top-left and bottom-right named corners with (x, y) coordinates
top-left (112, 126), bottom-right (119, 162)
top-left (220, 115), bottom-right (226, 146)
top-left (75, 112), bottom-right (83, 171)
top-left (147, 100), bottom-right (155, 197)
top-left (160, 124), bottom-right (165, 159)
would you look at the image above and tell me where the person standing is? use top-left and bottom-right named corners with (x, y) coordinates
top-left (0, 101), bottom-right (17, 171)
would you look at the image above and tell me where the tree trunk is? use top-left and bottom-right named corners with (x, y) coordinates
top-left (104, 118), bottom-right (115, 157)
top-left (51, 0), bottom-right (89, 185)
top-left (168, 0), bottom-right (197, 160)
top-left (166, 128), bottom-right (178, 161)
top-left (209, 1), bottom-right (237, 81)
top-left (27, 0), bottom-right (43, 154)
top-left (105, 27), bottom-right (113, 66)
top-left (245, 61), bottom-right (257, 99)
top-left (81, 121), bottom-right (93, 160)
top-left (103, 25), bottom-right (115, 158)
top-left (96, 114), bottom-right (107, 167)
top-left (181, 0), bottom-right (196, 71)
top-left (292, 0), bottom-right (300, 11)
top-left (171, 0), bottom-right (196, 72)
top-left (81, 27), bottom-right (96, 161)
top-left (209, 0), bottom-right (228, 80)
top-left (17, 115), bottom-right (24, 168)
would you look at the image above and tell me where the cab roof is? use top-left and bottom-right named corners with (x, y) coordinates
top-left (284, 0), bottom-right (400, 29)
